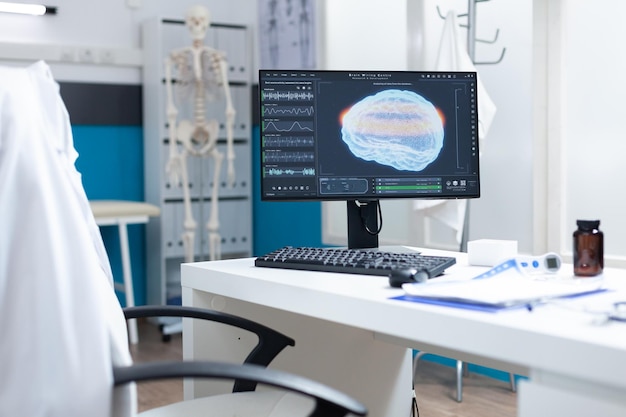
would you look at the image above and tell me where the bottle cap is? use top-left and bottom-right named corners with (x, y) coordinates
top-left (576, 219), bottom-right (600, 230)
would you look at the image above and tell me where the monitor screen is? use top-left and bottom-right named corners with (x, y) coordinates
top-left (258, 70), bottom-right (480, 249)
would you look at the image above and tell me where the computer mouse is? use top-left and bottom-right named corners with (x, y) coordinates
top-left (388, 268), bottom-right (431, 288)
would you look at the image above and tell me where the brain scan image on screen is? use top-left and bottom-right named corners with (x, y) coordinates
top-left (340, 89), bottom-right (444, 171)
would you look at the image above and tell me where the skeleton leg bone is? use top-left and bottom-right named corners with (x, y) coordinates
top-left (179, 155), bottom-right (197, 263)
top-left (207, 148), bottom-right (224, 261)
top-left (224, 106), bottom-right (236, 187)
top-left (175, 122), bottom-right (198, 263)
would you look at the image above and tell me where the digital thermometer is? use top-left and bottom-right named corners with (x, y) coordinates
top-left (514, 253), bottom-right (562, 274)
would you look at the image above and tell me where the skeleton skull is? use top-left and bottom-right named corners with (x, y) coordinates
top-left (185, 5), bottom-right (210, 42)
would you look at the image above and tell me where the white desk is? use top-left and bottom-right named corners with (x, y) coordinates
top-left (91, 200), bottom-right (160, 344)
top-left (181, 248), bottom-right (626, 417)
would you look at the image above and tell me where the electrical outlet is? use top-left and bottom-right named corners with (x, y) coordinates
top-left (100, 49), bottom-right (115, 64)
top-left (77, 48), bottom-right (95, 63)
top-left (60, 47), bottom-right (75, 62)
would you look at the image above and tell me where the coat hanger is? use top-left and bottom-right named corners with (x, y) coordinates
top-left (436, 0), bottom-right (506, 65)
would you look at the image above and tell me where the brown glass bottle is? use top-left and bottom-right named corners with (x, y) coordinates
top-left (573, 220), bottom-right (603, 276)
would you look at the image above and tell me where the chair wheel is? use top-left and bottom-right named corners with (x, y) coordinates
top-left (162, 334), bottom-right (172, 343)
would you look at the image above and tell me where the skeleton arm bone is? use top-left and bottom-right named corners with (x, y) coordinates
top-left (164, 54), bottom-right (183, 185)
top-left (217, 57), bottom-right (237, 187)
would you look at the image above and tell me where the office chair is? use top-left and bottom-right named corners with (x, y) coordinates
top-left (0, 60), bottom-right (367, 417)
top-left (118, 306), bottom-right (367, 417)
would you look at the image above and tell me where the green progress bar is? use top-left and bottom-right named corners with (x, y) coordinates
top-left (376, 185), bottom-right (442, 191)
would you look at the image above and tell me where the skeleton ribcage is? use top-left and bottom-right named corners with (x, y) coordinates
top-left (173, 49), bottom-right (225, 117)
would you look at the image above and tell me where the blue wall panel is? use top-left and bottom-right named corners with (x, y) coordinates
top-left (72, 125), bottom-right (146, 306)
top-left (252, 125), bottom-right (327, 256)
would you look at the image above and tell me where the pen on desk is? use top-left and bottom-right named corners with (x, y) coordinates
top-left (526, 299), bottom-right (544, 312)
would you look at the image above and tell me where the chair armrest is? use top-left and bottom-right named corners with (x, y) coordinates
top-left (113, 361), bottom-right (368, 417)
top-left (123, 305), bottom-right (295, 392)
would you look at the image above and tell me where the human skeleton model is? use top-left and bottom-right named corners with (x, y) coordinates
top-left (164, 5), bottom-right (235, 262)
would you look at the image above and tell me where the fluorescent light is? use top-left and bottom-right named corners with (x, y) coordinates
top-left (0, 2), bottom-right (56, 15)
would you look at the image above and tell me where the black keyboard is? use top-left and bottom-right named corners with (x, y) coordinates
top-left (254, 246), bottom-right (456, 278)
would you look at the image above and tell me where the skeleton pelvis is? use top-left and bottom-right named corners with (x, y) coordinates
top-left (177, 119), bottom-right (219, 155)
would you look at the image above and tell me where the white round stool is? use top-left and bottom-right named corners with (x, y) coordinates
top-left (90, 200), bottom-right (160, 344)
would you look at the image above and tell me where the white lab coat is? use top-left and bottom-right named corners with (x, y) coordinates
top-left (0, 61), bottom-right (135, 417)
top-left (414, 11), bottom-right (497, 245)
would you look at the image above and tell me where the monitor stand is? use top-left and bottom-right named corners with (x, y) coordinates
top-left (347, 200), bottom-right (379, 249)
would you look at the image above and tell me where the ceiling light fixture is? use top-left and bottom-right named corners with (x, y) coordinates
top-left (0, 2), bottom-right (57, 15)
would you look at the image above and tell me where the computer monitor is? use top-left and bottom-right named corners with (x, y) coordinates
top-left (258, 70), bottom-right (480, 250)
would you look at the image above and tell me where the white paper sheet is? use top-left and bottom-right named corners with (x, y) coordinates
top-left (402, 259), bottom-right (605, 308)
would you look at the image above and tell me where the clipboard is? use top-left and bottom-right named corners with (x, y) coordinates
top-left (393, 259), bottom-right (606, 311)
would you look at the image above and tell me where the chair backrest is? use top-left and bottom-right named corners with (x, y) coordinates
top-left (0, 61), bottom-right (368, 417)
top-left (0, 61), bottom-right (136, 417)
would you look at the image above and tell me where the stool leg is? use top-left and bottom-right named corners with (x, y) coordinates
top-left (509, 373), bottom-right (517, 392)
top-left (118, 222), bottom-right (138, 345)
top-left (456, 360), bottom-right (464, 402)
top-left (412, 351), bottom-right (429, 383)
top-left (414, 353), bottom-right (465, 402)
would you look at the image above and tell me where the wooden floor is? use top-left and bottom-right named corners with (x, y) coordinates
top-left (130, 320), bottom-right (517, 416)
top-left (129, 320), bottom-right (184, 412)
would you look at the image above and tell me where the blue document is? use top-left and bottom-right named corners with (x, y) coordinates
top-left (394, 259), bottom-right (606, 311)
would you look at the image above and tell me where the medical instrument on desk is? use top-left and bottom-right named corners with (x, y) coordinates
top-left (514, 253), bottom-right (562, 275)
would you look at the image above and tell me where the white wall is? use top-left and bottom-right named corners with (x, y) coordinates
top-left (551, 0), bottom-right (626, 264)
top-left (321, 0), bottom-right (535, 254)
top-left (4, 0), bottom-right (619, 261)
top-left (422, 0), bottom-right (534, 253)
top-left (319, 0), bottom-right (414, 247)
top-left (322, 0), bottom-right (408, 70)
top-left (0, 0), bottom-right (258, 83)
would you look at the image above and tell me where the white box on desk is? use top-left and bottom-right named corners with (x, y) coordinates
top-left (467, 239), bottom-right (518, 266)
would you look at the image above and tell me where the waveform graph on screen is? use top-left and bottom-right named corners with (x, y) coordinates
top-left (263, 135), bottom-right (315, 148)
top-left (262, 120), bottom-right (314, 133)
top-left (261, 90), bottom-right (314, 101)
top-left (263, 151), bottom-right (314, 164)
top-left (262, 105), bottom-right (314, 117)
top-left (263, 167), bottom-right (316, 177)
